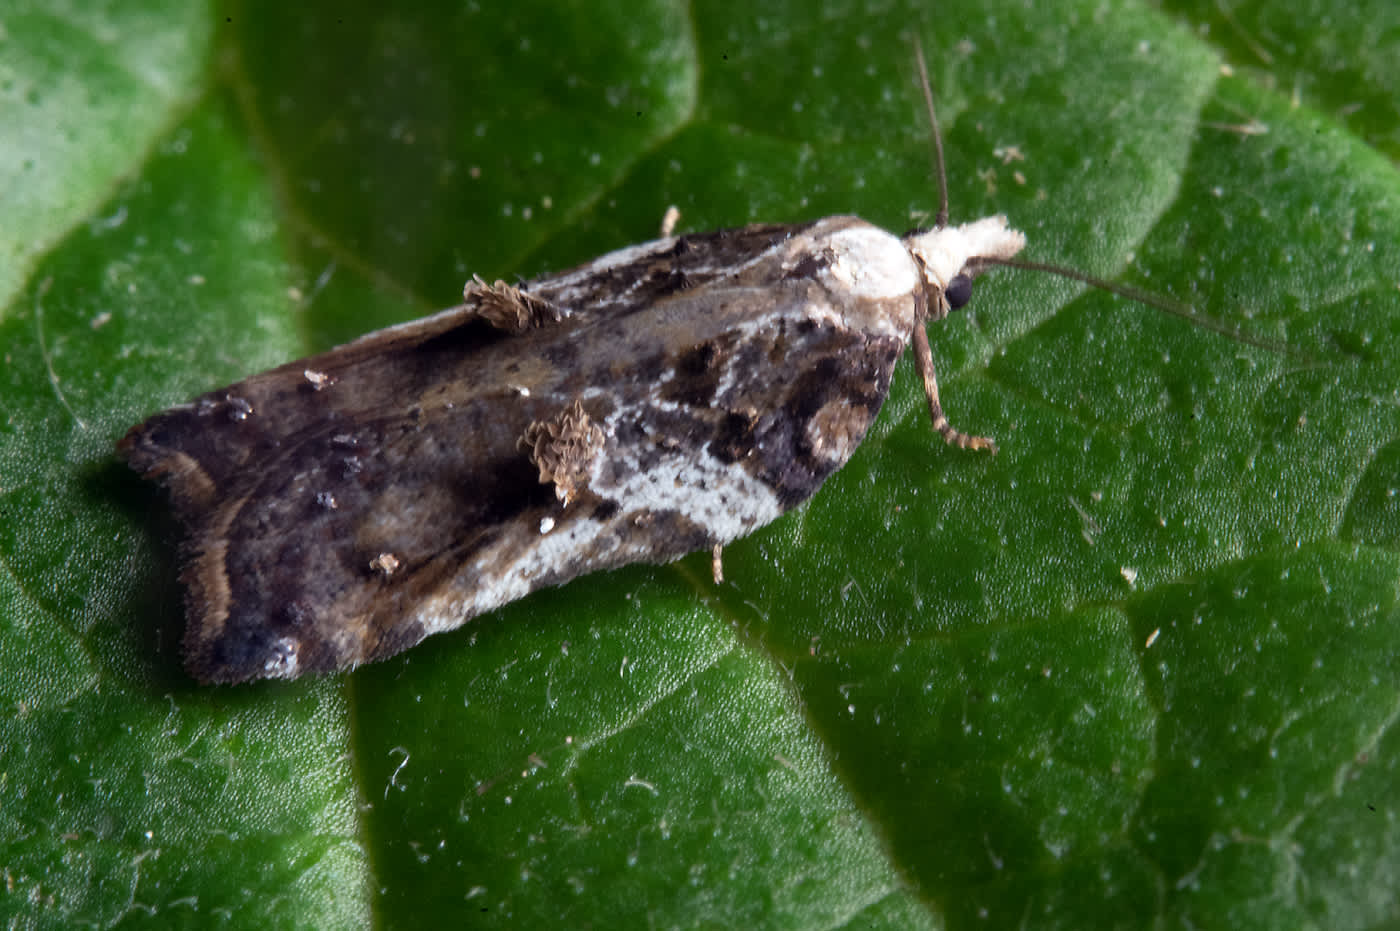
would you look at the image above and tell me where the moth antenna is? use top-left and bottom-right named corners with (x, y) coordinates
top-left (970, 255), bottom-right (1296, 357)
top-left (911, 35), bottom-right (950, 229)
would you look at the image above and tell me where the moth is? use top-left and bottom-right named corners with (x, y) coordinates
top-left (120, 50), bottom-right (1030, 684)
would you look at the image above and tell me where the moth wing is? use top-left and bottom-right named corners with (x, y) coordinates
top-left (121, 216), bottom-right (921, 682)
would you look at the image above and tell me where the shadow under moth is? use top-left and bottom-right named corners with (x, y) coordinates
top-left (120, 54), bottom-right (1032, 685)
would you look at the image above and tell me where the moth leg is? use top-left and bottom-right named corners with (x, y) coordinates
top-left (519, 400), bottom-right (607, 506)
top-left (711, 543), bottom-right (725, 585)
top-left (912, 324), bottom-right (998, 454)
top-left (462, 275), bottom-right (562, 331)
top-left (660, 205), bottom-right (681, 237)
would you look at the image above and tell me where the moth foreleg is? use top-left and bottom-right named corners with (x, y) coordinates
top-left (912, 324), bottom-right (997, 454)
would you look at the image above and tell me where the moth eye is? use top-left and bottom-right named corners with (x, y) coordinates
top-left (945, 273), bottom-right (973, 309)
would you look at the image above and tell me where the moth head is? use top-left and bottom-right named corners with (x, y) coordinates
top-left (902, 215), bottom-right (1026, 319)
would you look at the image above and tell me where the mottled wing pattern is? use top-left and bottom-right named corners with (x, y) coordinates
top-left (120, 216), bottom-right (922, 682)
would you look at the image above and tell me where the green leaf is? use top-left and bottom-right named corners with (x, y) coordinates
top-left (2, 0), bottom-right (1397, 927)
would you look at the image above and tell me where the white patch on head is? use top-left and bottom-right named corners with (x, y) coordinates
top-left (904, 215), bottom-right (1026, 292)
top-left (822, 226), bottom-right (920, 301)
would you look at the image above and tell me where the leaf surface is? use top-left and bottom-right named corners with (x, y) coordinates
top-left (2, 0), bottom-right (1397, 927)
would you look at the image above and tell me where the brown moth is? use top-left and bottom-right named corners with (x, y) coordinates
top-left (119, 48), bottom-right (1027, 684)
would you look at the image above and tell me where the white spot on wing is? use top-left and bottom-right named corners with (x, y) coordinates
top-left (412, 409), bottom-right (785, 637)
top-left (417, 517), bottom-right (615, 633)
top-left (593, 441), bottom-right (783, 543)
top-left (263, 636), bottom-right (299, 678)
